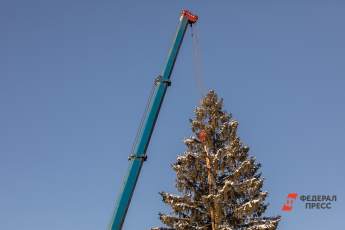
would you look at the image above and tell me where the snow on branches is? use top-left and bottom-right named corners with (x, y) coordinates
top-left (153, 91), bottom-right (280, 230)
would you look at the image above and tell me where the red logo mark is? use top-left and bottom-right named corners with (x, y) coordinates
top-left (282, 193), bottom-right (298, 212)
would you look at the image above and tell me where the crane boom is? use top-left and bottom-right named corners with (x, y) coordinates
top-left (109, 10), bottom-right (198, 229)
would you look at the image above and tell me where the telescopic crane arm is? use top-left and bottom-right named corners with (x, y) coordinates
top-left (110, 10), bottom-right (198, 230)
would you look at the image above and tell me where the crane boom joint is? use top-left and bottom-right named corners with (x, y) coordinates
top-left (128, 154), bottom-right (147, 161)
top-left (155, 75), bottom-right (171, 86)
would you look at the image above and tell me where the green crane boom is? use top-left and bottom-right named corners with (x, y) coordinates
top-left (109, 10), bottom-right (198, 229)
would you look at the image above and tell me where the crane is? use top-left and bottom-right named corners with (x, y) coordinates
top-left (109, 10), bottom-right (198, 229)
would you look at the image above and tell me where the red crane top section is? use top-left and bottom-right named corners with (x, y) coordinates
top-left (181, 9), bottom-right (198, 24)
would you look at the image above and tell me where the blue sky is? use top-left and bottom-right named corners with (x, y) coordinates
top-left (1, 1), bottom-right (344, 229)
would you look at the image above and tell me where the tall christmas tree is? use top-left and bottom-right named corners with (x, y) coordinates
top-left (153, 91), bottom-right (280, 230)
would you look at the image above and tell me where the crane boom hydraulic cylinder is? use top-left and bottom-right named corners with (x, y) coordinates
top-left (109, 10), bottom-right (198, 230)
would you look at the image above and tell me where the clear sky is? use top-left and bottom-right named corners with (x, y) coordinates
top-left (1, 1), bottom-right (344, 229)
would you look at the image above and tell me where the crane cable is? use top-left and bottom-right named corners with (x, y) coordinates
top-left (190, 23), bottom-right (206, 96)
top-left (129, 79), bottom-right (156, 159)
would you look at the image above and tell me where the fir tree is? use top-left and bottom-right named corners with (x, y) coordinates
top-left (153, 90), bottom-right (281, 230)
